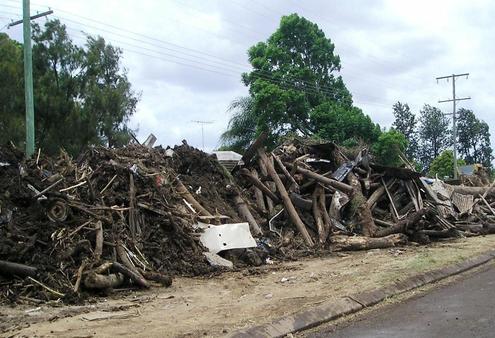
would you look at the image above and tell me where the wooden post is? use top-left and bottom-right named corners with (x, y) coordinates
top-left (233, 194), bottom-right (263, 236)
top-left (258, 149), bottom-right (314, 246)
top-left (347, 172), bottom-right (378, 237)
top-left (251, 169), bottom-right (267, 213)
top-left (284, 162), bottom-right (353, 194)
top-left (175, 180), bottom-right (212, 216)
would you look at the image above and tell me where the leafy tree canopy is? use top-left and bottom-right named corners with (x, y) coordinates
top-left (429, 150), bottom-right (466, 179)
top-left (392, 101), bottom-right (417, 160)
top-left (221, 14), bottom-right (379, 150)
top-left (311, 101), bottom-right (381, 145)
top-left (0, 19), bottom-right (139, 155)
top-left (457, 108), bottom-right (493, 168)
top-left (372, 129), bottom-right (408, 167)
top-left (418, 104), bottom-right (451, 170)
top-left (0, 33), bottom-right (24, 146)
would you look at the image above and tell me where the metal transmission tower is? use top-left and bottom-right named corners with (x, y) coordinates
top-left (8, 2), bottom-right (53, 157)
top-left (436, 73), bottom-right (471, 179)
top-left (191, 120), bottom-right (214, 151)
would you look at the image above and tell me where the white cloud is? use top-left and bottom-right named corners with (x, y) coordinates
top-left (1, 0), bottom-right (494, 152)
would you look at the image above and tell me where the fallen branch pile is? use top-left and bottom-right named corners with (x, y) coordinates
top-left (234, 133), bottom-right (495, 250)
top-left (1, 133), bottom-right (495, 305)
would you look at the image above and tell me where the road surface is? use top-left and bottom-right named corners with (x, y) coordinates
top-left (306, 263), bottom-right (495, 338)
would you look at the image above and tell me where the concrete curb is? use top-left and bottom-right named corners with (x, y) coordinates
top-left (229, 250), bottom-right (495, 338)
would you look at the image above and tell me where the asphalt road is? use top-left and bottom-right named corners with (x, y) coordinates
top-left (307, 263), bottom-right (495, 338)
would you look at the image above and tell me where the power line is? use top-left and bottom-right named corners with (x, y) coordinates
top-left (1, 3), bottom-right (394, 108)
top-left (1, 0), bottom-right (426, 91)
top-left (63, 24), bottom-right (391, 108)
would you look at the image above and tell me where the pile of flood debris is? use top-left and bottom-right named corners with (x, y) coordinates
top-left (234, 132), bottom-right (495, 250)
top-left (0, 141), bottom-right (263, 304)
top-left (1, 133), bottom-right (495, 304)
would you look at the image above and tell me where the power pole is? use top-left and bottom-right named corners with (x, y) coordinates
top-left (8, 3), bottom-right (53, 157)
top-left (436, 73), bottom-right (471, 180)
top-left (191, 120), bottom-right (214, 151)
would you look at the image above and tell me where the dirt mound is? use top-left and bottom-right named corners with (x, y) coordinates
top-left (0, 143), bottom-right (260, 304)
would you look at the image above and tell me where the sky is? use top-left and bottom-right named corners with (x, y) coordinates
top-left (1, 0), bottom-right (493, 152)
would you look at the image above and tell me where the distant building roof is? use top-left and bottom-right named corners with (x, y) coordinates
top-left (459, 165), bottom-right (475, 176)
top-left (212, 151), bottom-right (242, 161)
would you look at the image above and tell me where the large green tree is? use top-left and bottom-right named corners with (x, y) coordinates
top-left (311, 101), bottom-right (380, 145)
top-left (428, 150), bottom-right (466, 179)
top-left (457, 108), bottom-right (493, 167)
top-left (0, 33), bottom-right (25, 146)
top-left (417, 104), bottom-right (451, 170)
top-left (391, 101), bottom-right (417, 160)
top-left (222, 14), bottom-right (379, 150)
top-left (0, 19), bottom-right (139, 155)
top-left (81, 36), bottom-right (139, 148)
top-left (372, 129), bottom-right (408, 167)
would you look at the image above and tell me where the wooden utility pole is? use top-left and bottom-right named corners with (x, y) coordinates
top-left (8, 2), bottom-right (53, 157)
top-left (436, 73), bottom-right (471, 179)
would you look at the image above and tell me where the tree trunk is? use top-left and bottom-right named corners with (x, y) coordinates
top-left (331, 234), bottom-right (407, 251)
top-left (347, 172), bottom-right (377, 237)
top-left (258, 149), bottom-right (314, 246)
top-left (374, 208), bottom-right (432, 237)
top-left (233, 194), bottom-right (263, 236)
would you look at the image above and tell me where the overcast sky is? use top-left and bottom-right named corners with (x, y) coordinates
top-left (1, 0), bottom-right (493, 152)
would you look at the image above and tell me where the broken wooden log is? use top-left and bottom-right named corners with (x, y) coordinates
top-left (455, 223), bottom-right (483, 233)
top-left (312, 187), bottom-right (325, 243)
top-left (83, 272), bottom-right (124, 289)
top-left (94, 221), bottom-right (103, 261)
top-left (175, 179), bottom-right (212, 216)
top-left (419, 228), bottom-right (462, 238)
top-left (284, 162), bottom-right (354, 194)
top-left (112, 262), bottom-right (150, 288)
top-left (347, 172), bottom-right (378, 237)
top-left (233, 193), bottom-right (263, 236)
top-left (331, 234), bottom-right (407, 251)
top-left (273, 153), bottom-right (299, 193)
top-left (239, 168), bottom-right (280, 203)
top-left (251, 169), bottom-right (267, 213)
top-left (448, 184), bottom-right (495, 198)
top-left (318, 186), bottom-right (332, 240)
top-left (290, 192), bottom-right (313, 211)
top-left (258, 149), bottom-right (314, 246)
top-left (139, 270), bottom-right (172, 287)
top-left (258, 157), bottom-right (275, 215)
top-left (116, 241), bottom-right (150, 288)
top-left (375, 208), bottom-right (433, 237)
top-left (240, 131), bottom-right (268, 168)
top-left (0, 260), bottom-right (37, 278)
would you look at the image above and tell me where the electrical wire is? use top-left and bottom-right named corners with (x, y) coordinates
top-left (0, 3), bottom-right (394, 108)
top-left (62, 23), bottom-right (391, 107)
top-left (0, 1), bottom-right (427, 93)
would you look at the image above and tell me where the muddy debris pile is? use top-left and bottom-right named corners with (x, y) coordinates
top-left (234, 132), bottom-right (495, 251)
top-left (0, 141), bottom-right (262, 304)
top-left (2, 132), bottom-right (495, 305)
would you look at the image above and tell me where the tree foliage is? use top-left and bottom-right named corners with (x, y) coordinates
top-left (311, 102), bottom-right (380, 145)
top-left (0, 33), bottom-right (25, 146)
top-left (219, 96), bottom-right (256, 153)
top-left (391, 101), bottom-right (417, 160)
top-left (457, 108), bottom-right (493, 167)
top-left (372, 129), bottom-right (408, 167)
top-left (428, 150), bottom-right (466, 179)
top-left (0, 19), bottom-right (139, 155)
top-left (417, 104), bottom-right (451, 170)
top-left (221, 14), bottom-right (379, 150)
